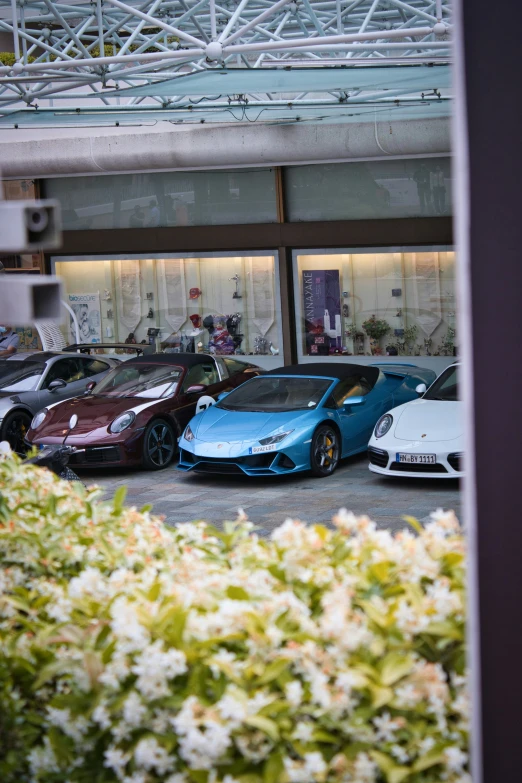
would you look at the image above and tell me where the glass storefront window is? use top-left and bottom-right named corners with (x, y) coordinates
top-left (45, 168), bottom-right (277, 231)
top-left (52, 253), bottom-right (283, 369)
top-left (294, 248), bottom-right (456, 366)
top-left (285, 158), bottom-right (452, 221)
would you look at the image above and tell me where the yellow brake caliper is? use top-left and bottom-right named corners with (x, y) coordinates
top-left (325, 435), bottom-right (333, 461)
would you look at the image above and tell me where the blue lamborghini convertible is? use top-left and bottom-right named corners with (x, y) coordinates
top-left (177, 362), bottom-right (436, 478)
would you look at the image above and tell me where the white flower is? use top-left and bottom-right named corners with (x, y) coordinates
top-left (122, 691), bottom-right (147, 727)
top-left (131, 640), bottom-right (187, 699)
top-left (99, 652), bottom-right (130, 689)
top-left (353, 752), bottom-right (378, 782)
top-left (285, 680), bottom-right (303, 707)
top-left (104, 747), bottom-right (130, 779)
top-left (47, 707), bottom-right (89, 743)
top-left (283, 752), bottom-right (326, 782)
top-left (165, 775), bottom-right (189, 783)
top-left (28, 739), bottom-right (60, 776)
top-left (217, 693), bottom-right (247, 726)
top-left (110, 596), bottom-right (150, 651)
top-left (69, 567), bottom-right (108, 601)
top-left (294, 722), bottom-right (314, 743)
top-left (135, 737), bottom-right (174, 774)
top-left (373, 712), bottom-right (400, 742)
top-left (93, 703), bottom-right (112, 730)
top-left (391, 744), bottom-right (409, 763)
top-left (444, 746), bottom-right (468, 772)
top-left (304, 752), bottom-right (326, 779)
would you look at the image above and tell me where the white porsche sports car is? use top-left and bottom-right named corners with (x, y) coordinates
top-left (367, 363), bottom-right (463, 478)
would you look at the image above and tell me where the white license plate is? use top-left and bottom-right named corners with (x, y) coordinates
top-left (250, 444), bottom-right (277, 454)
top-left (396, 453), bottom-right (436, 464)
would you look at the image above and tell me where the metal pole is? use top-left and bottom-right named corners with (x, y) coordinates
top-left (10, 0), bottom-right (20, 62)
top-left (452, 0), bottom-right (522, 779)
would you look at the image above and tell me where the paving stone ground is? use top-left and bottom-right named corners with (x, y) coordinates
top-left (79, 454), bottom-right (461, 535)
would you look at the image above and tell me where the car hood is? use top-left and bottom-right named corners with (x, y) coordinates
top-left (38, 395), bottom-right (158, 436)
top-left (394, 399), bottom-right (463, 442)
top-left (192, 406), bottom-right (315, 442)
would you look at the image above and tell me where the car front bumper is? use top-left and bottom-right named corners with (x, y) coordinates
top-left (26, 428), bottom-right (145, 468)
top-left (177, 436), bottom-right (309, 476)
top-left (368, 444), bottom-right (463, 478)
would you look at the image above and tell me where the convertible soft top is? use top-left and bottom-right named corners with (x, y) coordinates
top-left (127, 352), bottom-right (218, 367)
top-left (266, 363), bottom-right (380, 387)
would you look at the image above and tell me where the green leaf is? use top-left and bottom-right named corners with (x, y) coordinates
top-left (112, 486), bottom-right (127, 514)
top-left (402, 515), bottom-right (423, 534)
top-left (412, 748), bottom-right (446, 773)
top-left (264, 751), bottom-right (284, 783)
top-left (371, 751), bottom-right (411, 783)
top-left (380, 652), bottom-right (414, 686)
top-left (423, 621), bottom-right (463, 640)
top-left (256, 658), bottom-right (291, 685)
top-left (370, 684), bottom-right (394, 709)
top-left (245, 715), bottom-right (279, 743)
top-left (312, 730), bottom-right (339, 744)
top-left (226, 585), bottom-right (250, 601)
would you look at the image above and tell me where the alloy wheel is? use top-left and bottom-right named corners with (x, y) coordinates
top-left (311, 426), bottom-right (340, 476)
top-left (3, 411), bottom-right (32, 455)
top-left (146, 422), bottom-right (175, 468)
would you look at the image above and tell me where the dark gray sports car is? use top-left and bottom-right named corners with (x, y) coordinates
top-left (0, 352), bottom-right (120, 452)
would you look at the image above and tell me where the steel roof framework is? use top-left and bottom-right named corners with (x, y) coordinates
top-left (0, 0), bottom-right (451, 125)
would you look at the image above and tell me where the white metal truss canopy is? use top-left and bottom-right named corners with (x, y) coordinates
top-left (0, 0), bottom-right (451, 128)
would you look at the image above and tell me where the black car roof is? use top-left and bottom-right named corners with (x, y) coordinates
top-left (265, 362), bottom-right (380, 385)
top-left (126, 352), bottom-right (217, 368)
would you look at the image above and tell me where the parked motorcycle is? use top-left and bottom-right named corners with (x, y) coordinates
top-left (1, 413), bottom-right (84, 483)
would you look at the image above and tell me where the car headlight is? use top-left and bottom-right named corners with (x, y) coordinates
top-left (259, 429), bottom-right (294, 446)
top-left (31, 409), bottom-right (48, 429)
top-left (184, 424), bottom-right (195, 442)
top-left (374, 414), bottom-right (393, 439)
top-left (109, 411), bottom-right (136, 434)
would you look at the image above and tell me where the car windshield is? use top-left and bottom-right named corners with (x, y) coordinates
top-left (94, 363), bottom-right (183, 398)
top-left (218, 376), bottom-right (332, 412)
top-left (0, 361), bottom-right (44, 392)
top-left (424, 365), bottom-right (460, 401)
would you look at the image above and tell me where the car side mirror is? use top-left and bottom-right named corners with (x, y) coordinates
top-left (416, 383), bottom-right (427, 395)
top-left (343, 395), bottom-right (366, 406)
top-left (48, 378), bottom-right (67, 391)
top-left (85, 381), bottom-right (96, 394)
top-left (186, 384), bottom-right (206, 394)
top-left (217, 391), bottom-right (230, 401)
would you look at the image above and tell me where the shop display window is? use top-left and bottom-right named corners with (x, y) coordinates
top-left (294, 249), bottom-right (456, 361)
top-left (52, 253), bottom-right (283, 369)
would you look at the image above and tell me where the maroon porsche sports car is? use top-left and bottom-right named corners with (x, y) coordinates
top-left (26, 353), bottom-right (264, 470)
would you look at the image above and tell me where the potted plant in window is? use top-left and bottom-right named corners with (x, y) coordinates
top-left (362, 315), bottom-right (390, 355)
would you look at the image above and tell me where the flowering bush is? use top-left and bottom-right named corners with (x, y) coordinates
top-left (0, 456), bottom-right (469, 783)
top-left (362, 316), bottom-right (390, 341)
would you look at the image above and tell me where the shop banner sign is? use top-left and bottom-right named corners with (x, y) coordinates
top-left (67, 292), bottom-right (101, 344)
top-left (302, 270), bottom-right (342, 352)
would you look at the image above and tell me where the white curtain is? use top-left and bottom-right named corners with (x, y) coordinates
top-left (412, 253), bottom-right (442, 336)
top-left (246, 256), bottom-right (275, 336)
top-left (157, 258), bottom-right (187, 332)
top-left (114, 259), bottom-right (141, 330)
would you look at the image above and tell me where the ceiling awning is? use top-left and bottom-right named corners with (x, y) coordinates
top-left (0, 98), bottom-right (450, 129)
top-left (109, 64), bottom-right (450, 98)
